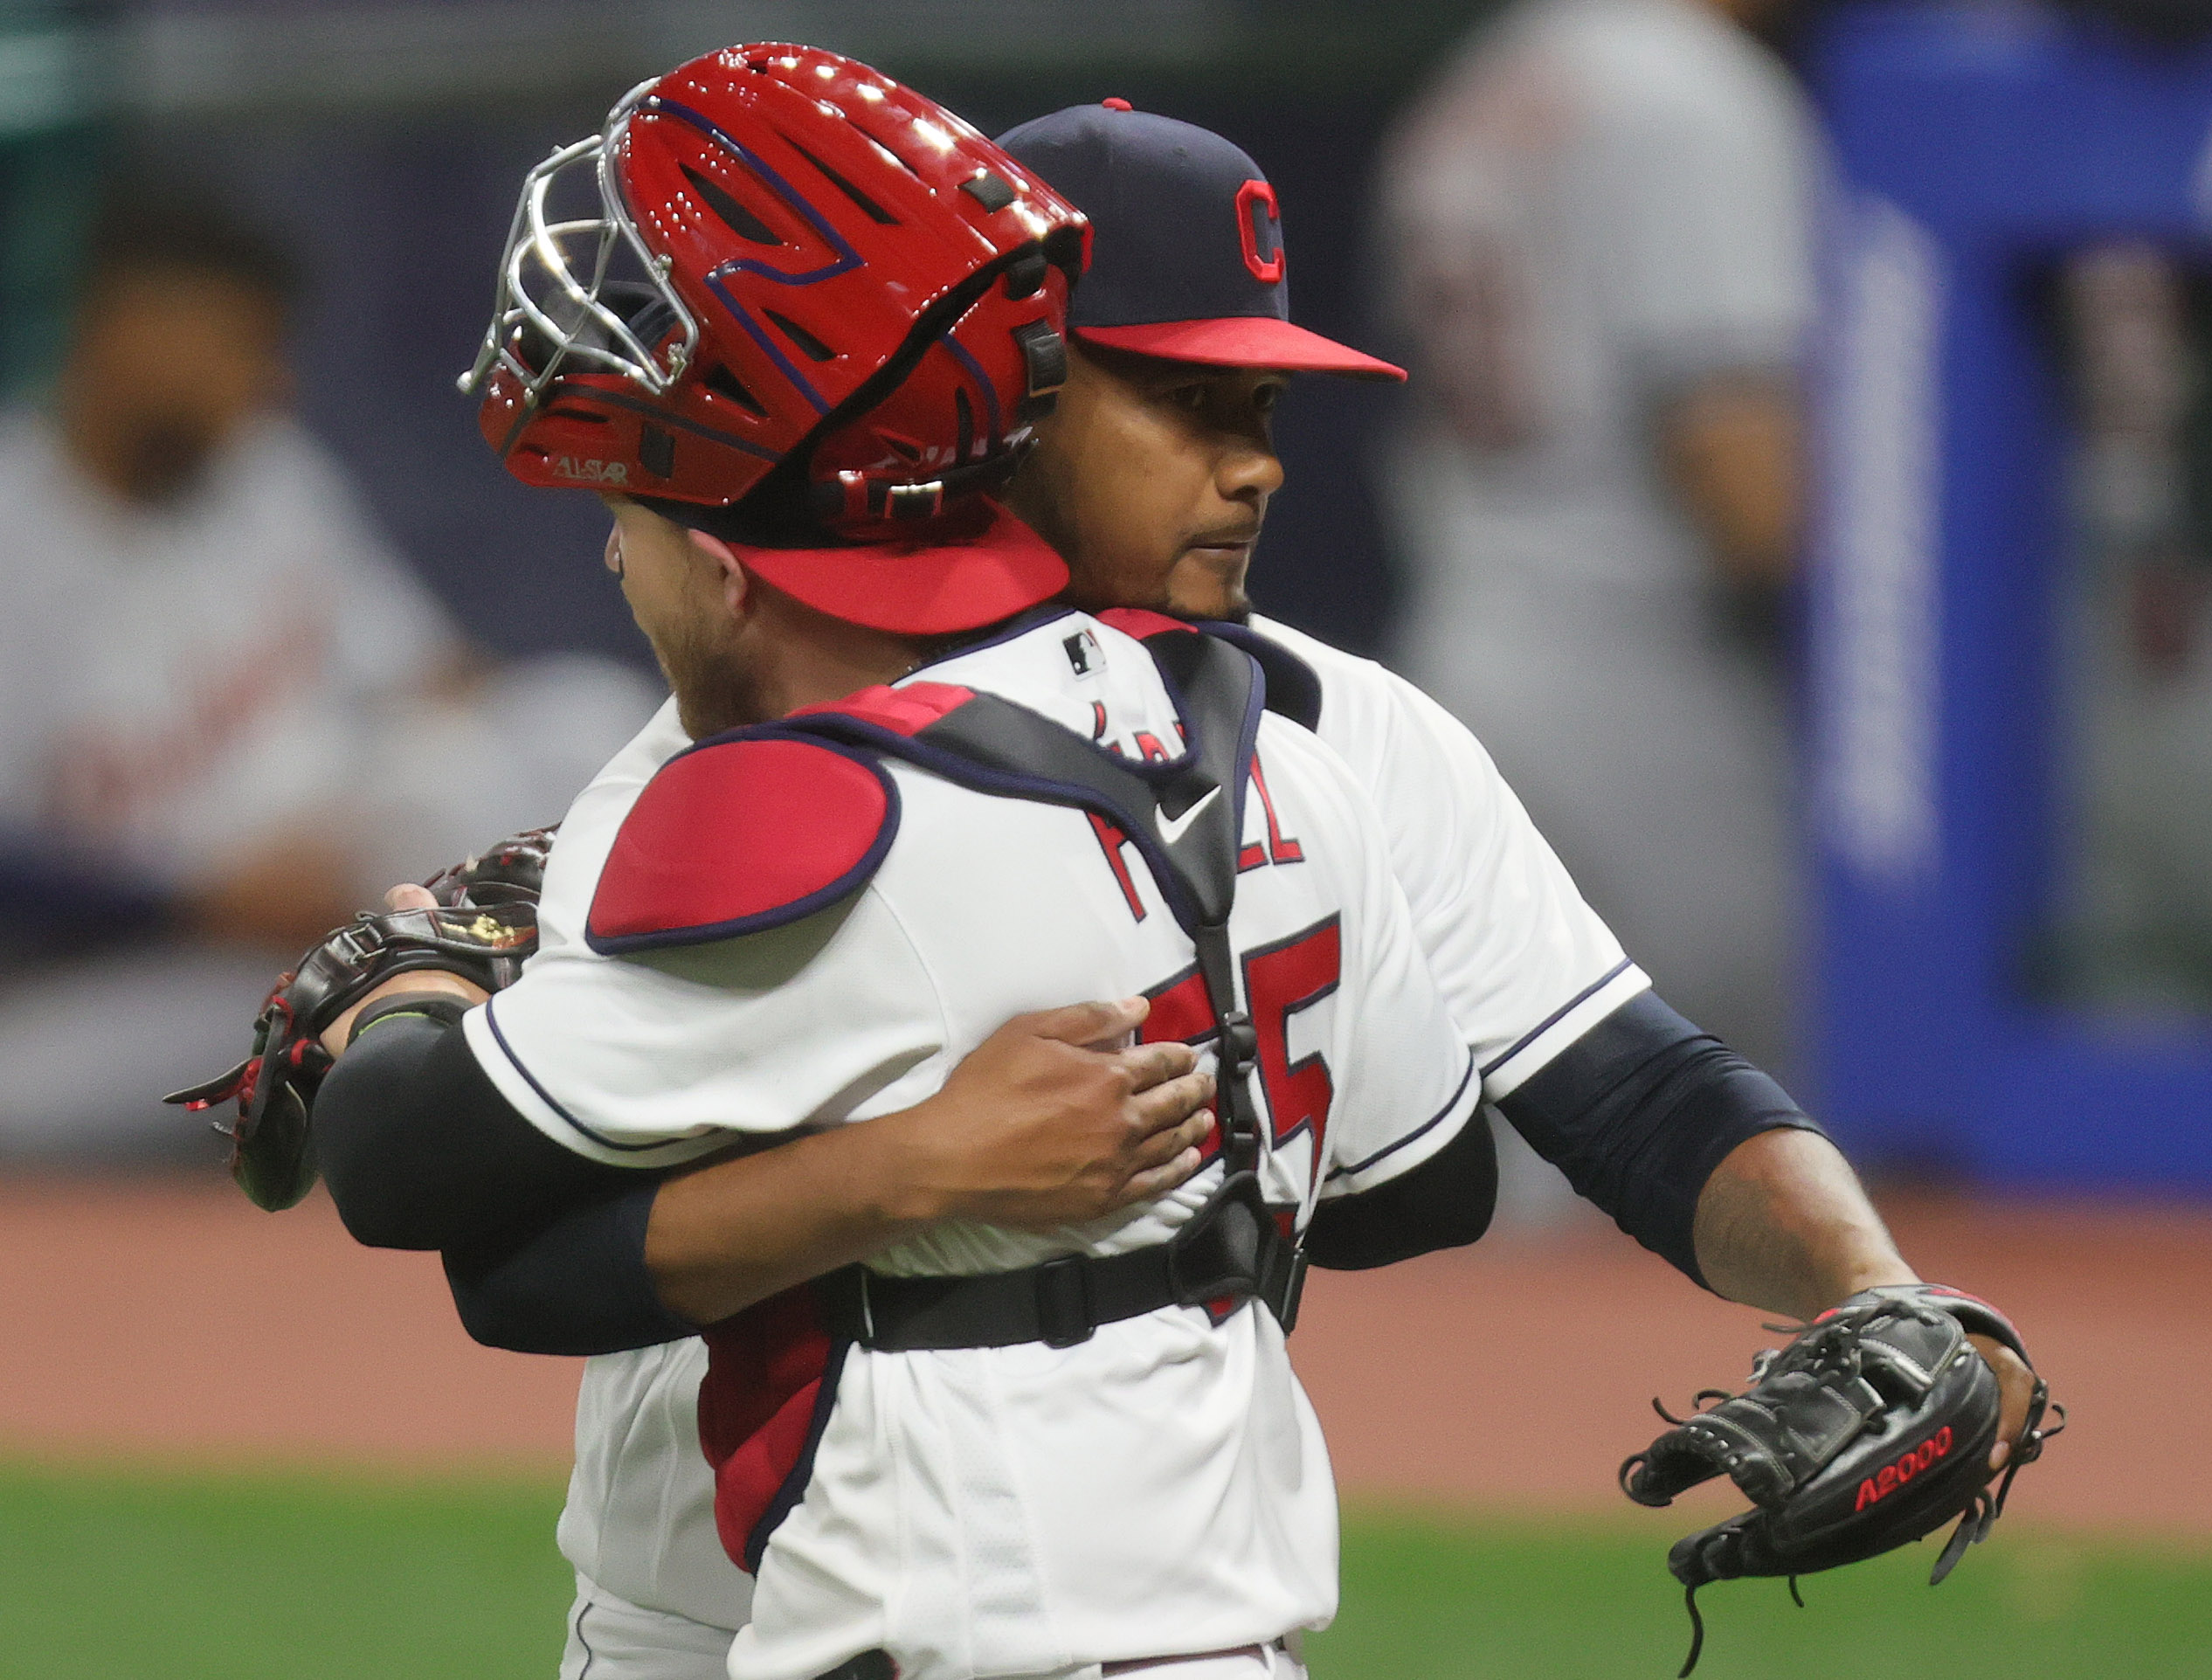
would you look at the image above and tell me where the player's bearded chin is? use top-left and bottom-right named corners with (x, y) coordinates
top-left (653, 595), bottom-right (766, 741)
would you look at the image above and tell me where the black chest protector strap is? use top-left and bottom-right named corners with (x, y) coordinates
top-left (785, 626), bottom-right (1272, 1177)
top-left (779, 625), bottom-right (1306, 1345)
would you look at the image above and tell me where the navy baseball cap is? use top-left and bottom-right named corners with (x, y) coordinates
top-left (997, 100), bottom-right (1405, 381)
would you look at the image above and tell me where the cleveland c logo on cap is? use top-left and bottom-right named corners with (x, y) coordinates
top-left (1234, 180), bottom-right (1284, 284)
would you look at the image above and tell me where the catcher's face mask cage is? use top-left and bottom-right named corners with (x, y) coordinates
top-left (461, 45), bottom-right (1089, 538)
top-left (461, 79), bottom-right (698, 411)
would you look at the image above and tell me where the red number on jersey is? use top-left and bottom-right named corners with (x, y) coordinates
top-left (1088, 812), bottom-right (1146, 922)
top-left (1140, 914), bottom-right (1342, 1179)
top-left (1141, 964), bottom-right (1214, 1048)
top-left (1235, 751), bottom-right (1304, 873)
top-left (1241, 916), bottom-right (1340, 1168)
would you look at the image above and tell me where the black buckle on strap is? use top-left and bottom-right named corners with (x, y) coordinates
top-left (1165, 1170), bottom-right (1305, 1333)
top-left (1034, 1254), bottom-right (1096, 1349)
top-left (1219, 1010), bottom-right (1259, 1074)
top-left (824, 1179), bottom-right (1306, 1353)
top-left (1168, 1172), bottom-right (1267, 1304)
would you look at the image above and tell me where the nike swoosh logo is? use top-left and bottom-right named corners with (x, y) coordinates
top-left (1155, 785), bottom-right (1221, 845)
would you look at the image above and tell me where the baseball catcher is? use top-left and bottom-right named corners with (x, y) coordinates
top-left (164, 828), bottom-right (554, 1210)
top-left (1621, 1283), bottom-right (2061, 1674)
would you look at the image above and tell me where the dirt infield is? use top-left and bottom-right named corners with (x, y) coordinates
top-left (1293, 1193), bottom-right (2207, 1534)
top-left (0, 1175), bottom-right (2196, 1534)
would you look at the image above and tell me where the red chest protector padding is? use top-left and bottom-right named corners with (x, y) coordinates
top-left (587, 683), bottom-right (978, 952)
top-left (587, 735), bottom-right (902, 954)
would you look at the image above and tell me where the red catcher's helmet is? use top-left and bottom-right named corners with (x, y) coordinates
top-left (460, 45), bottom-right (1089, 632)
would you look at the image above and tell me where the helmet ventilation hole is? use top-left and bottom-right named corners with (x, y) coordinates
top-left (764, 309), bottom-right (837, 363)
top-left (681, 164), bottom-right (785, 247)
top-left (780, 135), bottom-right (901, 225)
top-left (704, 364), bottom-right (769, 417)
top-left (861, 133), bottom-right (924, 182)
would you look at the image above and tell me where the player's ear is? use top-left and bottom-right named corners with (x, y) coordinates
top-left (686, 528), bottom-right (750, 618)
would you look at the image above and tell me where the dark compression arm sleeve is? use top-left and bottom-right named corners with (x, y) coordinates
top-left (316, 1013), bottom-right (696, 1353)
top-left (1495, 989), bottom-right (1824, 1287)
top-left (1303, 1108), bottom-right (1497, 1272)
top-left (443, 1182), bottom-right (695, 1356)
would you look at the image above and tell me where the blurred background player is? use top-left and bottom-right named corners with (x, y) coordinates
top-left (1375, 0), bottom-right (1816, 1096)
top-left (0, 179), bottom-right (655, 1162)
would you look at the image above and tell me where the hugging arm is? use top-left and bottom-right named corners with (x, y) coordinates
top-left (1491, 989), bottom-right (2036, 1466)
top-left (1303, 991), bottom-right (1823, 1280)
top-left (315, 997), bottom-right (1213, 1354)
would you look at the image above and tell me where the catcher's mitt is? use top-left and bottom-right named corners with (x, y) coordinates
top-left (1620, 1283), bottom-right (2059, 1676)
top-left (165, 826), bottom-right (557, 1212)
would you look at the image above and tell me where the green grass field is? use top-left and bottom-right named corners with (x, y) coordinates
top-left (1, 1462), bottom-right (2205, 1677)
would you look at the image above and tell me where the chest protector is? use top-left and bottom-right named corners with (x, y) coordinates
top-left (601, 611), bottom-right (1325, 1573)
top-left (787, 612), bottom-right (1313, 1348)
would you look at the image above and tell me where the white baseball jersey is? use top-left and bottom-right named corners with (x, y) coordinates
top-left (469, 607), bottom-right (1492, 1679)
top-left (0, 409), bottom-right (455, 882)
top-left (536, 612), bottom-right (1649, 1678)
top-left (0, 407), bottom-right (663, 1164)
top-left (0, 407), bottom-right (660, 902)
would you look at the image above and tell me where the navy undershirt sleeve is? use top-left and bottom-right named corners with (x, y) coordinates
top-left (317, 1013), bottom-right (625, 1249)
top-left (445, 1182), bottom-right (697, 1356)
top-left (317, 985), bottom-right (1814, 1346)
top-left (316, 1013), bottom-right (696, 1353)
top-left (1496, 989), bottom-right (1825, 1287)
top-left (1303, 1109), bottom-right (1497, 1270)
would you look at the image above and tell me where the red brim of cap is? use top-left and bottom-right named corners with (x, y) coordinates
top-left (1077, 318), bottom-right (1406, 381)
top-left (739, 502), bottom-right (1069, 637)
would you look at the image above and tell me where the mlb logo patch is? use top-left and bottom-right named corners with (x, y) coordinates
top-left (1063, 629), bottom-right (1103, 678)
